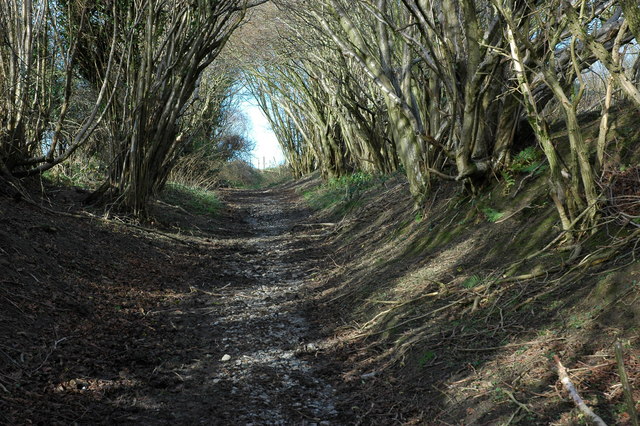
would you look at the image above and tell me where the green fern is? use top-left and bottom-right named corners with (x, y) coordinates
top-left (462, 274), bottom-right (482, 288)
top-left (482, 207), bottom-right (504, 223)
top-left (501, 170), bottom-right (515, 194)
top-left (511, 147), bottom-right (543, 173)
top-left (514, 146), bottom-right (538, 162)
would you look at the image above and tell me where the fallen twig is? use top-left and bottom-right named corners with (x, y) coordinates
top-left (156, 199), bottom-right (194, 216)
top-left (502, 388), bottom-right (534, 414)
top-left (189, 284), bottom-right (230, 297)
top-left (615, 340), bottom-right (639, 426)
top-left (495, 204), bottom-right (532, 223)
top-left (456, 337), bottom-right (566, 352)
top-left (360, 300), bottom-right (464, 338)
top-left (554, 355), bottom-right (607, 426)
top-left (32, 336), bottom-right (72, 375)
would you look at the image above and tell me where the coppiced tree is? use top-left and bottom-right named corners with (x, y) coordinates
top-left (0, 0), bottom-right (118, 178)
top-left (77, 0), bottom-right (265, 216)
top-left (245, 2), bottom-right (398, 181)
top-left (247, 73), bottom-right (316, 177)
top-left (167, 66), bottom-right (253, 188)
top-left (4, 0), bottom-right (638, 238)
top-left (497, 0), bottom-right (633, 234)
top-left (308, 0), bottom-right (433, 200)
top-left (253, 0), bottom-right (638, 238)
top-left (300, 0), bottom-right (528, 202)
top-left (261, 63), bottom-right (353, 178)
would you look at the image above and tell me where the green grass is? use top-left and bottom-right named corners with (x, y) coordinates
top-left (162, 183), bottom-right (221, 216)
top-left (303, 171), bottom-right (378, 213)
top-left (327, 171), bottom-right (374, 191)
top-left (303, 187), bottom-right (343, 210)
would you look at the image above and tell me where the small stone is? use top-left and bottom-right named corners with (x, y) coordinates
top-left (360, 372), bottom-right (377, 380)
top-left (220, 354), bottom-right (231, 362)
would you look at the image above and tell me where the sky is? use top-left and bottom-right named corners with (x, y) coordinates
top-left (239, 97), bottom-right (285, 169)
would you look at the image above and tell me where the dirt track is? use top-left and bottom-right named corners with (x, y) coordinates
top-left (182, 188), bottom-right (338, 424)
top-left (0, 185), bottom-right (343, 424)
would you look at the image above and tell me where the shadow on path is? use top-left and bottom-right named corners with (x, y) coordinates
top-left (0, 185), bottom-right (340, 424)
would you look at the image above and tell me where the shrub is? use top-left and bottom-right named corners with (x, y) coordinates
top-left (218, 160), bottom-right (263, 188)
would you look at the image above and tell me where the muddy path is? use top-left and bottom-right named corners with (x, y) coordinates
top-left (0, 185), bottom-right (344, 425)
top-left (172, 188), bottom-right (339, 424)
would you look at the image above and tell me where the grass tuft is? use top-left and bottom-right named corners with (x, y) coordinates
top-left (303, 172), bottom-right (379, 214)
top-left (162, 183), bottom-right (221, 216)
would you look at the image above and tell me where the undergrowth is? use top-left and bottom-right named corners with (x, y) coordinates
top-left (511, 146), bottom-right (544, 173)
top-left (161, 183), bottom-right (222, 216)
top-left (219, 162), bottom-right (292, 189)
top-left (481, 207), bottom-right (505, 223)
top-left (500, 146), bottom-right (548, 194)
top-left (302, 172), bottom-right (381, 215)
top-left (303, 137), bottom-right (640, 423)
top-left (42, 157), bottom-right (104, 189)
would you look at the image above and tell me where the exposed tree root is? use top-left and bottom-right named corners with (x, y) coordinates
top-left (355, 223), bottom-right (640, 370)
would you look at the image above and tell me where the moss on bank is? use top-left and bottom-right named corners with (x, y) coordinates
top-left (297, 157), bottom-right (640, 424)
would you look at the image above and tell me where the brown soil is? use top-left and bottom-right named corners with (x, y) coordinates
top-left (0, 180), bottom-right (342, 424)
top-left (1, 174), bottom-right (639, 425)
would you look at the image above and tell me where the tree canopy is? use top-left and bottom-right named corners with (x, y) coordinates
top-left (1, 0), bottom-right (639, 229)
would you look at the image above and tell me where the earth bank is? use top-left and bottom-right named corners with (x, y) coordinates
top-left (0, 171), bottom-right (639, 425)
